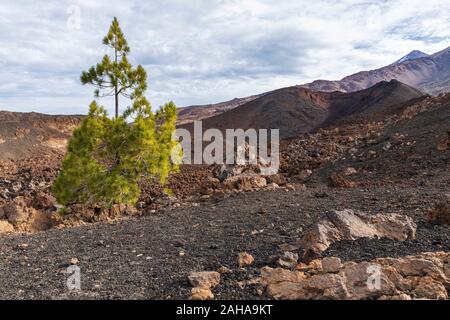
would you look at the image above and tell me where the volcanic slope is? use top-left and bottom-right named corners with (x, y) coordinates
top-left (181, 80), bottom-right (424, 138)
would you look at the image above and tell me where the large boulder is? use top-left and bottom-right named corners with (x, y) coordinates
top-left (298, 209), bottom-right (417, 259)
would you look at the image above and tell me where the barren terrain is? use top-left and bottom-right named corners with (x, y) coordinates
top-left (0, 87), bottom-right (449, 300)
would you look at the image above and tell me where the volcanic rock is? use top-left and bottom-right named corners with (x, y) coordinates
top-left (188, 271), bottom-right (220, 289)
top-left (0, 220), bottom-right (14, 233)
top-left (298, 209), bottom-right (416, 259)
top-left (276, 252), bottom-right (299, 269)
top-left (259, 252), bottom-right (449, 300)
top-left (189, 287), bottom-right (214, 300)
top-left (322, 257), bottom-right (343, 273)
top-left (237, 252), bottom-right (255, 267)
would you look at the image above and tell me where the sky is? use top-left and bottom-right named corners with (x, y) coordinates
top-left (0, 0), bottom-right (449, 115)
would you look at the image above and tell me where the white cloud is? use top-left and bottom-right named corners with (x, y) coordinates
top-left (0, 0), bottom-right (449, 114)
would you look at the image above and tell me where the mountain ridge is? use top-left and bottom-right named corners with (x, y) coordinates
top-left (180, 80), bottom-right (425, 138)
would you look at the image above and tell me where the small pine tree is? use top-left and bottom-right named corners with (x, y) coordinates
top-left (80, 17), bottom-right (146, 118)
top-left (53, 18), bottom-right (180, 208)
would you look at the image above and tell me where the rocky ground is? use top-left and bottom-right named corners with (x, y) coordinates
top-left (0, 94), bottom-right (449, 300)
top-left (0, 181), bottom-right (448, 299)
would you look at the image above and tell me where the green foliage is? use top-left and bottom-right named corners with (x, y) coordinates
top-left (53, 18), bottom-right (180, 208)
top-left (80, 17), bottom-right (146, 117)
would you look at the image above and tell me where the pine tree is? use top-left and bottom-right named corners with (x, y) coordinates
top-left (80, 17), bottom-right (146, 118)
top-left (53, 18), bottom-right (180, 208)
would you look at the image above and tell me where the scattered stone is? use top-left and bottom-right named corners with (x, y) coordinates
top-left (296, 259), bottom-right (323, 272)
top-left (328, 172), bottom-right (357, 188)
top-left (382, 141), bottom-right (392, 151)
top-left (222, 175), bottom-right (267, 191)
top-left (265, 174), bottom-right (287, 186)
top-left (237, 252), bottom-right (255, 267)
top-left (199, 177), bottom-right (221, 195)
top-left (189, 287), bottom-right (214, 300)
top-left (276, 252), bottom-right (299, 269)
top-left (217, 266), bottom-right (232, 274)
top-left (266, 182), bottom-right (280, 190)
top-left (284, 184), bottom-right (296, 191)
top-left (295, 169), bottom-right (312, 182)
top-left (343, 167), bottom-right (357, 176)
top-left (238, 176), bottom-right (267, 191)
top-left (436, 130), bottom-right (449, 151)
top-left (188, 271), bottom-right (220, 289)
top-left (256, 207), bottom-right (267, 215)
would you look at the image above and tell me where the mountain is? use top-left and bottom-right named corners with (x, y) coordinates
top-left (0, 111), bottom-right (82, 160)
top-left (392, 50), bottom-right (429, 65)
top-left (301, 47), bottom-right (450, 95)
top-left (180, 80), bottom-right (425, 138)
top-left (177, 94), bottom-right (265, 125)
top-left (176, 47), bottom-right (450, 124)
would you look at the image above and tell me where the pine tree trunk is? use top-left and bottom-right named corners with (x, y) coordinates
top-left (114, 45), bottom-right (119, 118)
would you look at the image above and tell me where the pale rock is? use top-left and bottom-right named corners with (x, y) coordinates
top-left (259, 252), bottom-right (449, 300)
top-left (276, 252), bottom-right (299, 269)
top-left (342, 262), bottom-right (398, 299)
top-left (260, 266), bottom-right (305, 284)
top-left (298, 209), bottom-right (416, 257)
top-left (237, 252), bottom-right (254, 267)
top-left (392, 257), bottom-right (447, 282)
top-left (238, 176), bottom-right (267, 191)
top-left (412, 276), bottom-right (448, 299)
top-left (188, 271), bottom-right (220, 289)
top-left (217, 266), bottom-right (232, 274)
top-left (0, 220), bottom-right (14, 233)
top-left (295, 261), bottom-right (319, 272)
top-left (322, 257), bottom-right (342, 273)
top-left (379, 293), bottom-right (412, 300)
top-left (343, 167), bottom-right (357, 176)
top-left (298, 219), bottom-right (342, 255)
top-left (266, 182), bottom-right (279, 190)
top-left (189, 287), bottom-right (214, 300)
top-left (222, 175), bottom-right (267, 191)
top-left (260, 267), bottom-right (347, 300)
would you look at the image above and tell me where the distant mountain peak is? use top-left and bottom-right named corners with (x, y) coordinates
top-left (393, 50), bottom-right (429, 65)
